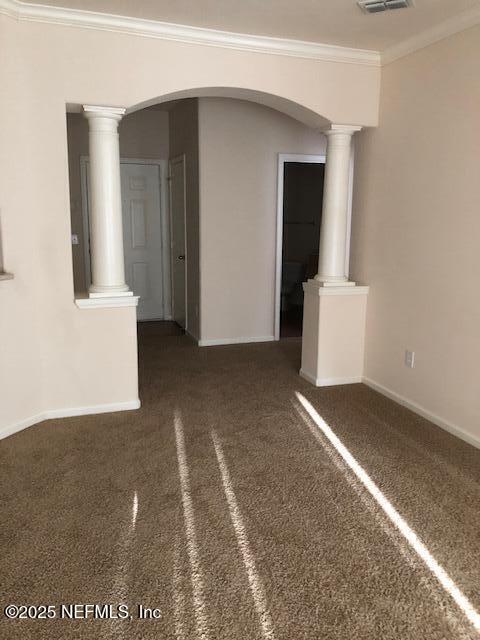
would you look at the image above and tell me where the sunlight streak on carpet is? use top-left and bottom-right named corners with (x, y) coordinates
top-left (173, 535), bottom-right (187, 640)
top-left (295, 391), bottom-right (480, 634)
top-left (174, 410), bottom-right (210, 640)
top-left (108, 490), bottom-right (139, 638)
top-left (132, 491), bottom-right (138, 530)
top-left (211, 430), bottom-right (276, 640)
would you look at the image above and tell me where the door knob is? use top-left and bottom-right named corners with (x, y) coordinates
top-left (178, 255), bottom-right (185, 260)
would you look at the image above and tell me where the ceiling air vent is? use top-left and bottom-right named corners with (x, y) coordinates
top-left (357, 0), bottom-right (413, 13)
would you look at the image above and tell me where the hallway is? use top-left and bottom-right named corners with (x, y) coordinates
top-left (1, 333), bottom-right (480, 639)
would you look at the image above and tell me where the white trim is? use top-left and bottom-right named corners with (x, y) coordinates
top-left (277, 154), bottom-right (327, 163)
top-left (0, 0), bottom-right (380, 66)
top-left (362, 377), bottom-right (480, 451)
top-left (1, 0), bottom-right (476, 67)
top-left (198, 336), bottom-right (275, 347)
top-left (0, 400), bottom-right (141, 441)
top-left (382, 6), bottom-right (480, 65)
top-left (275, 153), bottom-right (326, 341)
top-left (169, 155), bottom-right (188, 332)
top-left (300, 369), bottom-right (362, 387)
top-left (303, 280), bottom-right (369, 296)
top-left (45, 400), bottom-right (141, 418)
top-left (324, 124), bottom-right (362, 135)
top-left (83, 104), bottom-right (126, 117)
top-left (0, 413), bottom-right (47, 441)
top-left (75, 295), bottom-right (139, 308)
top-left (158, 160), bottom-right (172, 320)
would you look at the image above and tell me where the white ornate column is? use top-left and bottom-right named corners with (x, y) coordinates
top-left (316, 124), bottom-right (360, 285)
top-left (83, 105), bottom-right (131, 298)
top-left (300, 124), bottom-right (369, 387)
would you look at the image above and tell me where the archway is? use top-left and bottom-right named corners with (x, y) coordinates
top-left (74, 87), bottom-right (366, 395)
top-left (128, 87), bottom-right (331, 130)
top-left (126, 90), bottom-right (330, 347)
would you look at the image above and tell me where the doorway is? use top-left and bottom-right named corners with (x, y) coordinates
top-left (80, 157), bottom-right (170, 321)
top-left (276, 154), bottom-right (325, 339)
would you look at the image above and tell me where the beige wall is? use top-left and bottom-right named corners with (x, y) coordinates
top-left (2, 7), bottom-right (478, 449)
top-left (0, 17), bottom-right (44, 430)
top-left (169, 99), bottom-right (201, 339)
top-left (67, 109), bottom-right (169, 293)
top-left (198, 98), bottom-right (326, 342)
top-left (0, 11), bottom-right (379, 435)
top-left (351, 25), bottom-right (480, 443)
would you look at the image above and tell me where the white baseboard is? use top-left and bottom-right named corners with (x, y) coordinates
top-left (0, 399), bottom-right (141, 441)
top-left (0, 413), bottom-right (46, 441)
top-left (198, 335), bottom-right (275, 347)
top-left (300, 369), bottom-right (363, 387)
top-left (363, 377), bottom-right (480, 450)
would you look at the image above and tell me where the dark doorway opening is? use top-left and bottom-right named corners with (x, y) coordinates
top-left (280, 161), bottom-right (325, 338)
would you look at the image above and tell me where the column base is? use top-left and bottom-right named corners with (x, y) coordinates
top-left (314, 275), bottom-right (356, 287)
top-left (300, 279), bottom-right (369, 387)
top-left (89, 286), bottom-right (133, 298)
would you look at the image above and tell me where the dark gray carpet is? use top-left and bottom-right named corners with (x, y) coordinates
top-left (1, 334), bottom-right (479, 639)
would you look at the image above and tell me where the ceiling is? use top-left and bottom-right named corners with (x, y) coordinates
top-left (21, 0), bottom-right (480, 51)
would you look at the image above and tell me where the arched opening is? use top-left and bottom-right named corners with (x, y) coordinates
top-left (67, 88), bottom-right (334, 353)
top-left (67, 86), bottom-right (365, 402)
top-left (128, 87), bottom-right (331, 130)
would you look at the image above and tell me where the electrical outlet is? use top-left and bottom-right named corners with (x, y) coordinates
top-left (71, 234), bottom-right (79, 245)
top-left (405, 350), bottom-right (415, 368)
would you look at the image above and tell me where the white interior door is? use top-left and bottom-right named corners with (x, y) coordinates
top-left (121, 162), bottom-right (164, 321)
top-left (169, 156), bottom-right (187, 329)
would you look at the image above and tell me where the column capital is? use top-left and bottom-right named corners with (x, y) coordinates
top-left (83, 105), bottom-right (126, 121)
top-left (322, 124), bottom-right (362, 136)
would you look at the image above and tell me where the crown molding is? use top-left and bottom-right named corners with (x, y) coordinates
top-left (0, 0), bottom-right (380, 66)
top-left (382, 5), bottom-right (480, 65)
top-left (1, 0), bottom-right (478, 67)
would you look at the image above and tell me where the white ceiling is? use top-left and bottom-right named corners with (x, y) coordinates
top-left (21, 0), bottom-right (480, 51)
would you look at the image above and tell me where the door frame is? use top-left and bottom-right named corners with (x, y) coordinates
top-left (168, 154), bottom-right (188, 331)
top-left (80, 156), bottom-right (171, 319)
top-left (275, 151), bottom-right (354, 341)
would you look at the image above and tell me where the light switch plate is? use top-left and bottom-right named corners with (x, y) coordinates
top-left (405, 350), bottom-right (415, 368)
